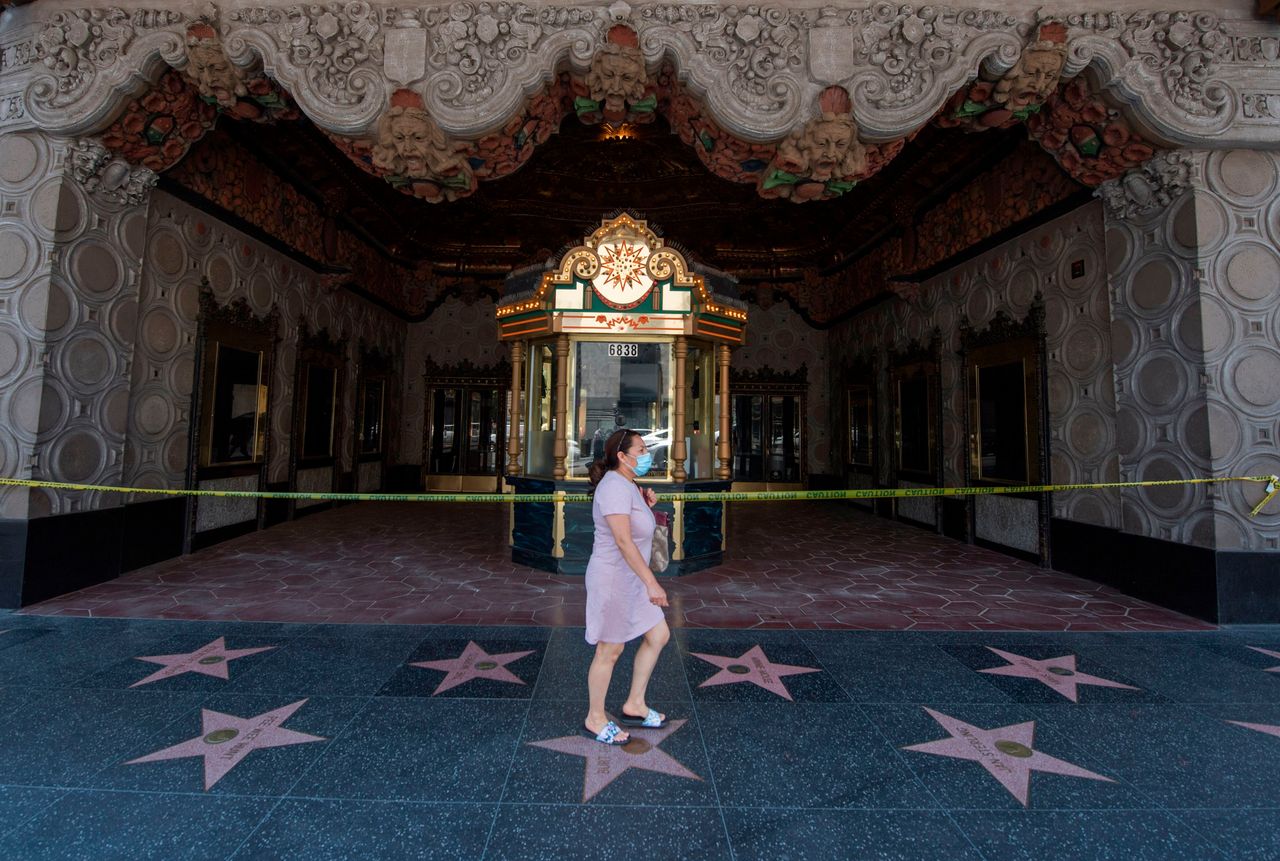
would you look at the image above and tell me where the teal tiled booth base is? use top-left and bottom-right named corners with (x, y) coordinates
top-left (507, 477), bottom-right (729, 576)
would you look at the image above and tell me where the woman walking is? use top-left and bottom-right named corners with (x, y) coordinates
top-left (583, 428), bottom-right (671, 745)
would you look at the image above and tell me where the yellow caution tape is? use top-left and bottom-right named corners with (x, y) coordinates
top-left (0, 475), bottom-right (1276, 516)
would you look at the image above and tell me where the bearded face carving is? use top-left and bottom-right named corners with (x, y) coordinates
top-left (586, 43), bottom-right (647, 117)
top-left (183, 34), bottom-right (247, 109)
top-left (778, 113), bottom-right (867, 183)
top-left (371, 106), bottom-right (462, 179)
top-left (994, 42), bottom-right (1067, 111)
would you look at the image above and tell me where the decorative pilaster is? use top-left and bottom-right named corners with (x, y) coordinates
top-left (672, 337), bottom-right (688, 481)
top-left (552, 334), bottom-right (569, 481)
top-left (716, 344), bottom-right (732, 481)
top-left (507, 340), bottom-right (523, 476)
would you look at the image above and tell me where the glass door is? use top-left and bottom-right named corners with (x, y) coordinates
top-left (430, 385), bottom-right (505, 476)
top-left (430, 388), bottom-right (459, 474)
top-left (732, 393), bottom-right (802, 482)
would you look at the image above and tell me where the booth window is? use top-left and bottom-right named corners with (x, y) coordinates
top-left (848, 385), bottom-right (873, 467)
top-left (971, 358), bottom-right (1029, 483)
top-left (526, 344), bottom-right (557, 476)
top-left (358, 377), bottom-right (385, 455)
top-left (569, 340), bottom-right (671, 480)
top-left (301, 364), bottom-right (337, 460)
top-left (202, 343), bottom-right (267, 466)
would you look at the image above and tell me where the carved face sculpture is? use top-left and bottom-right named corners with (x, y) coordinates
top-left (372, 107), bottom-right (451, 178)
top-left (587, 44), bottom-right (647, 115)
top-left (185, 40), bottom-right (246, 108)
top-left (777, 112), bottom-right (866, 183)
top-left (801, 116), bottom-right (856, 181)
top-left (995, 44), bottom-right (1066, 110)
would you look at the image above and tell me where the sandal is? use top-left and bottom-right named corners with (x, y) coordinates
top-left (617, 707), bottom-right (666, 728)
top-left (582, 721), bottom-right (630, 745)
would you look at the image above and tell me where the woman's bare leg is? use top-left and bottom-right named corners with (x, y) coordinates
top-left (623, 620), bottom-right (670, 719)
top-left (587, 641), bottom-right (627, 739)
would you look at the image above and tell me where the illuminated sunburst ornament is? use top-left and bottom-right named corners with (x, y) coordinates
top-left (593, 238), bottom-right (654, 309)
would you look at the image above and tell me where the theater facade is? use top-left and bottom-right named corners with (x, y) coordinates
top-left (0, 0), bottom-right (1277, 621)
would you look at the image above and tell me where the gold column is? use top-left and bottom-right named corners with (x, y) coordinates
top-left (552, 334), bottom-right (569, 480)
top-left (672, 337), bottom-right (688, 482)
top-left (506, 341), bottom-right (523, 475)
top-left (716, 343), bottom-right (732, 480)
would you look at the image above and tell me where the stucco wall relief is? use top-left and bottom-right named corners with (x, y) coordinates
top-left (8, 3), bottom-right (1280, 201)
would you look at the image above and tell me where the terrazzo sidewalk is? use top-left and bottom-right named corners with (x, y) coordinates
top-left (2, 614), bottom-right (1279, 860)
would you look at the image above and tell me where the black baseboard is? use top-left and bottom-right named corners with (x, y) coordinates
top-left (942, 498), bottom-right (969, 542)
top-left (121, 497), bottom-right (186, 573)
top-left (20, 506), bottom-right (127, 605)
top-left (0, 519), bottom-right (28, 608)
top-left (384, 465), bottom-right (421, 492)
top-left (263, 482), bottom-right (289, 527)
top-left (1050, 518), bottom-right (1280, 624)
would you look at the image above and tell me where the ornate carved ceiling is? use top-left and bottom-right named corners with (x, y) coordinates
top-left (3, 2), bottom-right (1278, 320)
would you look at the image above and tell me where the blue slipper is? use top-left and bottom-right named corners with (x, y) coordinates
top-left (617, 708), bottom-right (666, 728)
top-left (582, 721), bottom-right (630, 745)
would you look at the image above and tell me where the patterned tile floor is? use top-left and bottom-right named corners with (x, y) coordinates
top-left (22, 501), bottom-right (1208, 632)
top-left (1, 615), bottom-right (1279, 859)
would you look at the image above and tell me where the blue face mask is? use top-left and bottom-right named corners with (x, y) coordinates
top-left (629, 451), bottom-right (654, 477)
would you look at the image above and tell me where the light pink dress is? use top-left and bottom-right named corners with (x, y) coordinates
top-left (585, 470), bottom-right (664, 645)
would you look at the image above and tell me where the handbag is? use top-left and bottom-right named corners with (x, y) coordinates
top-left (650, 510), bottom-right (671, 574)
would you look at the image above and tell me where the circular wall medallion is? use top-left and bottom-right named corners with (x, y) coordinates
top-left (591, 239), bottom-right (654, 310)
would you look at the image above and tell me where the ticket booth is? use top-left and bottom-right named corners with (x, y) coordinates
top-left (496, 213), bottom-right (748, 575)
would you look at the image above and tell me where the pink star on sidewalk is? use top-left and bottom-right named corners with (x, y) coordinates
top-left (131, 637), bottom-right (275, 687)
top-left (979, 648), bottom-right (1139, 702)
top-left (409, 641), bottom-right (535, 695)
top-left (903, 707), bottom-right (1113, 806)
top-left (126, 699), bottom-right (324, 790)
top-left (1227, 720), bottom-right (1280, 740)
top-left (691, 644), bottom-right (820, 701)
top-left (1247, 646), bottom-right (1280, 672)
top-left (528, 719), bottom-right (701, 802)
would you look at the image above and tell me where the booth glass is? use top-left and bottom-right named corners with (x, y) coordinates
top-left (525, 343), bottom-right (558, 477)
top-left (569, 339), bottom-right (672, 480)
top-left (685, 345), bottom-right (715, 481)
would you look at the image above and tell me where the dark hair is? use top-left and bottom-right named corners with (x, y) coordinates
top-left (588, 428), bottom-right (642, 487)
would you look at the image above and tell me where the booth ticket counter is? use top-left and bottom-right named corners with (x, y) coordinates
top-left (495, 214), bottom-right (748, 575)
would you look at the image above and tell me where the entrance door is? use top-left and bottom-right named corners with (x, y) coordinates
top-left (731, 393), bottom-right (802, 484)
top-left (426, 385), bottom-right (506, 491)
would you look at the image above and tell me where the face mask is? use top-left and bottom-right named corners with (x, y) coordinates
top-left (628, 451), bottom-right (654, 477)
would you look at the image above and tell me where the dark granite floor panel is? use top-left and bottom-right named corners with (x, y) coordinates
top-left (289, 697), bottom-right (528, 803)
top-left (956, 810), bottom-right (1227, 861)
top-left (484, 804), bottom-right (733, 861)
top-left (0, 612), bottom-right (1278, 859)
top-left (230, 799), bottom-right (495, 861)
top-left (721, 807), bottom-right (983, 861)
top-left (0, 789), bottom-right (273, 861)
top-left (0, 786), bottom-right (64, 840)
